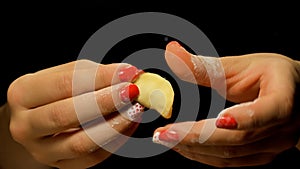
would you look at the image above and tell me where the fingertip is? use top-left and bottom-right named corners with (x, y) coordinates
top-left (165, 41), bottom-right (192, 63)
top-left (166, 40), bottom-right (182, 50)
top-left (216, 101), bottom-right (258, 130)
top-left (165, 41), bottom-right (196, 82)
top-left (153, 123), bottom-right (174, 135)
top-left (215, 104), bottom-right (243, 129)
top-left (153, 126), bottom-right (168, 134)
top-left (117, 64), bottom-right (144, 82)
top-left (215, 114), bottom-right (238, 129)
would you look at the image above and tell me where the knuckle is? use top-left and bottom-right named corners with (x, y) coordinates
top-left (69, 135), bottom-right (90, 156)
top-left (9, 119), bottom-right (28, 143)
top-left (49, 104), bottom-right (71, 128)
top-left (7, 74), bottom-right (33, 105)
top-left (247, 110), bottom-right (263, 129)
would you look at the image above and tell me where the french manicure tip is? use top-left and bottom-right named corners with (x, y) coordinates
top-left (152, 132), bottom-right (161, 143)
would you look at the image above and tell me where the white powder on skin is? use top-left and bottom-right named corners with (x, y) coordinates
top-left (165, 50), bottom-right (197, 83)
top-left (198, 118), bottom-right (217, 143)
top-left (218, 100), bottom-right (256, 118)
top-left (189, 55), bottom-right (227, 143)
top-left (111, 119), bottom-right (120, 128)
top-left (191, 55), bottom-right (226, 93)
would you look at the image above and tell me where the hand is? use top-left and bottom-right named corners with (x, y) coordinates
top-left (6, 60), bottom-right (144, 169)
top-left (152, 41), bottom-right (300, 167)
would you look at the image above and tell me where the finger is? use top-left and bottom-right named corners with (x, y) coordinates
top-left (176, 151), bottom-right (275, 168)
top-left (216, 59), bottom-right (296, 130)
top-left (216, 91), bottom-right (294, 130)
top-left (152, 122), bottom-right (278, 168)
top-left (53, 121), bottom-right (140, 169)
top-left (165, 41), bottom-right (296, 130)
top-left (28, 83), bottom-right (140, 136)
top-left (152, 119), bottom-right (276, 147)
top-left (174, 132), bottom-right (294, 159)
top-left (164, 41), bottom-right (227, 89)
top-left (34, 60), bottom-right (84, 75)
top-left (37, 103), bottom-right (144, 164)
top-left (9, 61), bottom-right (141, 108)
top-left (164, 41), bottom-right (259, 101)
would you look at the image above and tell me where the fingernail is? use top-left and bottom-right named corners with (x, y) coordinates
top-left (152, 130), bottom-right (179, 148)
top-left (125, 102), bottom-right (145, 121)
top-left (118, 65), bottom-right (144, 82)
top-left (168, 41), bottom-right (182, 47)
top-left (153, 130), bottom-right (179, 143)
top-left (119, 84), bottom-right (140, 103)
top-left (216, 115), bottom-right (237, 129)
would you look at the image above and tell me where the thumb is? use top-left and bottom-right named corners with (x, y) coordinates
top-left (164, 41), bottom-right (226, 90)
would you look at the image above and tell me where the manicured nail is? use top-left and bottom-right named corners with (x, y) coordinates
top-left (119, 84), bottom-right (140, 103)
top-left (125, 102), bottom-right (145, 121)
top-left (155, 130), bottom-right (179, 142)
top-left (118, 65), bottom-right (144, 82)
top-left (152, 130), bottom-right (179, 148)
top-left (215, 115), bottom-right (237, 129)
top-left (160, 130), bottom-right (179, 142)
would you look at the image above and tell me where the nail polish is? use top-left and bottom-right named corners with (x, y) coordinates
top-left (158, 130), bottom-right (179, 142)
top-left (118, 65), bottom-right (144, 82)
top-left (215, 115), bottom-right (237, 129)
top-left (125, 102), bottom-right (145, 121)
top-left (119, 84), bottom-right (140, 103)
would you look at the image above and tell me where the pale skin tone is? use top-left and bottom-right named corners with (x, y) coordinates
top-left (153, 41), bottom-right (300, 167)
top-left (0, 60), bottom-right (143, 169)
top-left (1, 42), bottom-right (300, 169)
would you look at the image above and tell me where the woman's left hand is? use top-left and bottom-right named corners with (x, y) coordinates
top-left (153, 41), bottom-right (300, 168)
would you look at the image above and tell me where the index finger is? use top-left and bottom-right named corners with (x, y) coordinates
top-left (8, 60), bottom-right (140, 108)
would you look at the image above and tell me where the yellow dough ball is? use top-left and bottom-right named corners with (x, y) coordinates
top-left (133, 72), bottom-right (174, 119)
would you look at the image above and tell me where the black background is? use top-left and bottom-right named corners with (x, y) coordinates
top-left (2, 1), bottom-right (300, 169)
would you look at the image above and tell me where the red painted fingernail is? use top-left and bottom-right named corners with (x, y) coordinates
top-left (158, 130), bottom-right (179, 142)
top-left (118, 65), bottom-right (144, 82)
top-left (216, 115), bottom-right (237, 129)
top-left (119, 84), bottom-right (139, 103)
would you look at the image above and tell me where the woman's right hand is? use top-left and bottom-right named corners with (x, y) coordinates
top-left (7, 60), bottom-right (144, 169)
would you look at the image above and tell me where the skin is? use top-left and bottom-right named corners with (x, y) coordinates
top-left (153, 41), bottom-right (300, 168)
top-left (1, 42), bottom-right (300, 168)
top-left (0, 60), bottom-right (142, 169)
